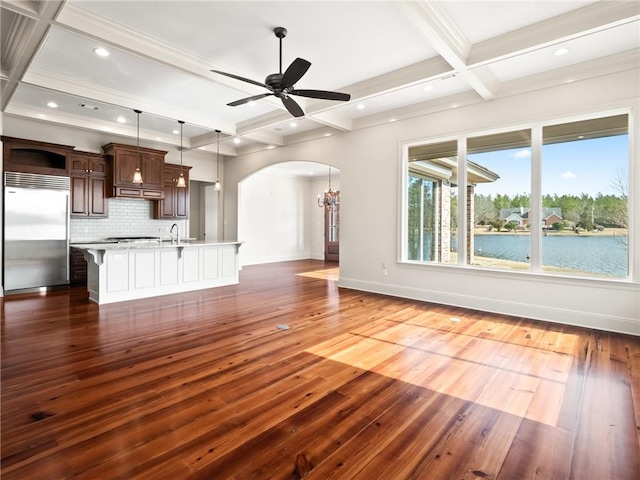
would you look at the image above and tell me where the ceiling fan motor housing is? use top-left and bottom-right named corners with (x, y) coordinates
top-left (274, 27), bottom-right (287, 38)
top-left (265, 73), bottom-right (284, 91)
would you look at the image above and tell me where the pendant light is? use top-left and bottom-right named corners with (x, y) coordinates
top-left (213, 129), bottom-right (222, 191)
top-left (176, 120), bottom-right (186, 188)
top-left (132, 109), bottom-right (143, 184)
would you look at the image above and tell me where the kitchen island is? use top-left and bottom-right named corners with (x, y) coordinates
top-left (72, 240), bottom-right (243, 305)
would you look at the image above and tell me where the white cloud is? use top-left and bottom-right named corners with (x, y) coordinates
top-left (560, 171), bottom-right (576, 179)
top-left (511, 149), bottom-right (531, 158)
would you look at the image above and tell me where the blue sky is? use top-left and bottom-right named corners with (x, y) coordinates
top-left (470, 134), bottom-right (629, 198)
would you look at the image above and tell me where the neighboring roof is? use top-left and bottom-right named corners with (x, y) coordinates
top-left (500, 207), bottom-right (562, 220)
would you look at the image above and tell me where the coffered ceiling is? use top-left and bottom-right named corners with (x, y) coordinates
top-left (1, 1), bottom-right (638, 159)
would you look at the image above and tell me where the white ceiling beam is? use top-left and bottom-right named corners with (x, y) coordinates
top-left (337, 56), bottom-right (455, 103)
top-left (4, 103), bottom-right (186, 149)
top-left (307, 110), bottom-right (352, 132)
top-left (192, 142), bottom-right (236, 157)
top-left (397, 0), bottom-right (499, 100)
top-left (240, 130), bottom-right (284, 147)
top-left (189, 131), bottom-right (226, 150)
top-left (468, 1), bottom-right (640, 67)
top-left (21, 68), bottom-right (237, 134)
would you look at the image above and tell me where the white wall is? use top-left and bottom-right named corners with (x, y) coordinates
top-left (236, 165), bottom-right (340, 265)
top-left (223, 69), bottom-right (640, 336)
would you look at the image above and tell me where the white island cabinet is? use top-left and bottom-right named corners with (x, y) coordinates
top-left (72, 241), bottom-right (243, 305)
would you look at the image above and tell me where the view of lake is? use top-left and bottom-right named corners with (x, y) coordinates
top-left (473, 234), bottom-right (628, 277)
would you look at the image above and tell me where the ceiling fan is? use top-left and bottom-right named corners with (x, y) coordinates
top-left (211, 27), bottom-right (351, 118)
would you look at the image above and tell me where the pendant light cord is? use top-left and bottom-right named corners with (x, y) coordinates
top-left (179, 120), bottom-right (185, 172)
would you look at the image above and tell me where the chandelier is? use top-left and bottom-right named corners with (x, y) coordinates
top-left (317, 166), bottom-right (339, 207)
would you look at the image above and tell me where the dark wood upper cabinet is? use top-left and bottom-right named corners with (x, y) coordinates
top-left (70, 152), bottom-right (108, 218)
top-left (102, 143), bottom-right (166, 199)
top-left (154, 164), bottom-right (191, 219)
top-left (1, 136), bottom-right (73, 176)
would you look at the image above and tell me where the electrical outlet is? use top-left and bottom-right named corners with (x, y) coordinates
top-left (382, 262), bottom-right (388, 276)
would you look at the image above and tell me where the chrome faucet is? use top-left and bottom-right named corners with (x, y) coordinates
top-left (170, 223), bottom-right (180, 243)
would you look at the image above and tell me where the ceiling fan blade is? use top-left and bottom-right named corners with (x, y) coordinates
top-left (210, 69), bottom-right (271, 90)
top-left (289, 89), bottom-right (351, 102)
top-left (281, 95), bottom-right (304, 117)
top-left (281, 58), bottom-right (311, 88)
top-left (227, 93), bottom-right (274, 107)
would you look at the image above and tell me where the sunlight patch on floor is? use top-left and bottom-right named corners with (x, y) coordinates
top-left (297, 267), bottom-right (339, 281)
top-left (305, 314), bottom-right (577, 428)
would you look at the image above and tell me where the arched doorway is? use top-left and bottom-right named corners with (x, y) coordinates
top-left (237, 161), bottom-right (339, 266)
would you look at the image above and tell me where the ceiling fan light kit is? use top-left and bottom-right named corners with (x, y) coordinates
top-left (211, 27), bottom-right (350, 118)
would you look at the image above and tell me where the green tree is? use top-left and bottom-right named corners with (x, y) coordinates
top-left (577, 206), bottom-right (594, 231)
top-left (511, 193), bottom-right (530, 208)
top-left (490, 218), bottom-right (505, 232)
top-left (493, 194), bottom-right (511, 212)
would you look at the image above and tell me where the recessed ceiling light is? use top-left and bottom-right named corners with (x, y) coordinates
top-left (172, 129), bottom-right (179, 135)
top-left (578, 135), bottom-right (585, 139)
top-left (116, 116), bottom-right (126, 123)
top-left (357, 103), bottom-right (365, 110)
top-left (324, 133), bottom-right (332, 137)
top-left (289, 121), bottom-right (297, 128)
top-left (46, 101), bottom-right (58, 108)
top-left (554, 47), bottom-right (569, 56)
top-left (267, 145), bottom-right (276, 149)
top-left (233, 138), bottom-right (241, 144)
top-left (389, 118), bottom-right (397, 123)
top-left (423, 85), bottom-right (434, 92)
top-left (94, 47), bottom-right (110, 57)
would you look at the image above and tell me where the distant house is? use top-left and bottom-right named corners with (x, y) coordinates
top-left (500, 207), bottom-right (562, 228)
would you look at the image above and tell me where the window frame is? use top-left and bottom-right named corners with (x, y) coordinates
top-left (399, 108), bottom-right (635, 283)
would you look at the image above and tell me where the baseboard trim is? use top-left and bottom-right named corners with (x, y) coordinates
top-left (338, 277), bottom-right (640, 336)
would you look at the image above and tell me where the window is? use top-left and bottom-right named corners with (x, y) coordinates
top-left (467, 129), bottom-right (531, 271)
top-left (407, 140), bottom-right (457, 264)
top-left (542, 115), bottom-right (628, 278)
top-left (402, 113), bottom-right (630, 280)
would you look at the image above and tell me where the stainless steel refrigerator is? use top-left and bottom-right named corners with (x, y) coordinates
top-left (4, 172), bottom-right (70, 292)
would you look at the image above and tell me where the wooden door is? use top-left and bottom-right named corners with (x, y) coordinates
top-left (324, 191), bottom-right (340, 262)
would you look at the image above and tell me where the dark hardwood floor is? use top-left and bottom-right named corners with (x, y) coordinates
top-left (2, 260), bottom-right (639, 479)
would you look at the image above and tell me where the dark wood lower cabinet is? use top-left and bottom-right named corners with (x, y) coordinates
top-left (69, 248), bottom-right (87, 285)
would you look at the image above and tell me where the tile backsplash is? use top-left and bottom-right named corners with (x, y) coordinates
top-left (70, 198), bottom-right (187, 243)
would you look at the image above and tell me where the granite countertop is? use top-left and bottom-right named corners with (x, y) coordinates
top-left (71, 240), bottom-right (243, 250)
